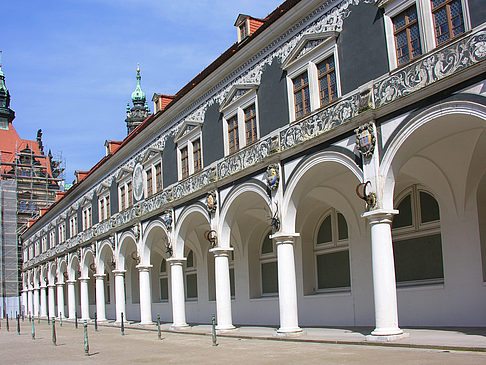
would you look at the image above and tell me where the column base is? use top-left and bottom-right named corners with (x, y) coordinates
top-left (276, 326), bottom-right (303, 336)
top-left (370, 327), bottom-right (403, 336)
top-left (366, 332), bottom-right (409, 342)
top-left (216, 324), bottom-right (236, 332)
top-left (139, 321), bottom-right (153, 326)
top-left (170, 323), bottom-right (189, 331)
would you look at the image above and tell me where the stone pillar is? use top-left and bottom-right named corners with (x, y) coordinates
top-left (167, 258), bottom-right (188, 328)
top-left (56, 282), bottom-right (65, 318)
top-left (137, 265), bottom-right (153, 325)
top-left (113, 270), bottom-right (126, 323)
top-left (28, 289), bottom-right (34, 317)
top-left (21, 290), bottom-right (28, 316)
top-left (209, 248), bottom-right (235, 330)
top-left (67, 280), bottom-right (77, 320)
top-left (40, 285), bottom-right (48, 318)
top-left (79, 278), bottom-right (90, 320)
top-left (362, 210), bottom-right (403, 339)
top-left (33, 287), bottom-right (40, 318)
top-left (48, 284), bottom-right (56, 319)
top-left (271, 233), bottom-right (301, 334)
top-left (94, 274), bottom-right (107, 321)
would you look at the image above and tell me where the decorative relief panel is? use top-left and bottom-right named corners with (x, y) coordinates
top-left (173, 168), bottom-right (216, 201)
top-left (374, 29), bottom-right (486, 108)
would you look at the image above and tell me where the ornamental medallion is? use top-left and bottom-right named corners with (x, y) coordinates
top-left (355, 123), bottom-right (376, 158)
top-left (132, 163), bottom-right (144, 201)
top-left (266, 164), bottom-right (280, 190)
top-left (162, 210), bottom-right (173, 231)
top-left (206, 191), bottom-right (217, 214)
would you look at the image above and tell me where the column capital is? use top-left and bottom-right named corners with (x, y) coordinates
top-left (79, 277), bottom-right (90, 282)
top-left (55, 281), bottom-right (65, 286)
top-left (113, 269), bottom-right (126, 276)
top-left (270, 232), bottom-right (300, 245)
top-left (136, 264), bottom-right (153, 272)
top-left (40, 284), bottom-right (47, 289)
top-left (361, 209), bottom-right (398, 224)
top-left (209, 247), bottom-right (233, 257)
top-left (47, 283), bottom-right (56, 288)
top-left (93, 273), bottom-right (106, 279)
top-left (167, 257), bottom-right (186, 266)
top-left (66, 280), bottom-right (77, 284)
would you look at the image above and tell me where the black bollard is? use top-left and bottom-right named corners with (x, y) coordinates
top-left (32, 318), bottom-right (35, 340)
top-left (29, 314), bottom-right (31, 323)
top-left (157, 314), bottom-right (161, 340)
top-left (121, 312), bottom-right (124, 336)
top-left (75, 312), bottom-right (78, 329)
top-left (211, 314), bottom-right (217, 346)
top-left (94, 312), bottom-right (98, 332)
top-left (47, 315), bottom-right (50, 325)
top-left (22, 311), bottom-right (24, 322)
top-left (52, 318), bottom-right (57, 346)
top-left (6, 314), bottom-right (9, 332)
top-left (17, 315), bottom-right (20, 335)
top-left (83, 320), bottom-right (89, 356)
top-left (59, 313), bottom-right (62, 327)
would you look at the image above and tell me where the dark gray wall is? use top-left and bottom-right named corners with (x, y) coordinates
top-left (469, 0), bottom-right (486, 28)
top-left (162, 137), bottom-right (178, 187)
top-left (338, 2), bottom-right (388, 95)
top-left (91, 193), bottom-right (98, 224)
top-left (257, 58), bottom-right (289, 136)
top-left (202, 103), bottom-right (224, 166)
top-left (110, 179), bottom-right (118, 215)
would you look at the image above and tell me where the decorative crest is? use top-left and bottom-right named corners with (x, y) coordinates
top-left (162, 210), bottom-right (173, 231)
top-left (204, 229), bottom-right (218, 248)
top-left (206, 191), bottom-right (217, 214)
top-left (132, 163), bottom-right (144, 201)
top-left (355, 122), bottom-right (376, 158)
top-left (265, 164), bottom-right (280, 191)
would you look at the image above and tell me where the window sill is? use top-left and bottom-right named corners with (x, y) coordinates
top-left (249, 294), bottom-right (278, 301)
top-left (396, 279), bottom-right (444, 291)
top-left (306, 288), bottom-right (352, 297)
top-left (291, 97), bottom-right (343, 125)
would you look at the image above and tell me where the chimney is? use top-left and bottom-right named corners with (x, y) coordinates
top-left (152, 93), bottom-right (176, 113)
top-left (234, 14), bottom-right (264, 43)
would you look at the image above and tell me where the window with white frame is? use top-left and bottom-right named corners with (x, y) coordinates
top-left (185, 249), bottom-right (198, 300)
top-left (118, 180), bottom-right (133, 211)
top-left (29, 244), bottom-right (34, 260)
top-left (314, 209), bottom-right (351, 292)
top-left (159, 258), bottom-right (169, 301)
top-left (69, 216), bottom-right (77, 238)
top-left (58, 223), bottom-right (66, 243)
top-left (392, 185), bottom-right (444, 286)
top-left (220, 85), bottom-right (260, 156)
top-left (82, 206), bottom-right (92, 230)
top-left (143, 160), bottom-right (162, 198)
top-left (44, 234), bottom-right (51, 252)
top-left (381, 0), bottom-right (469, 69)
top-left (23, 248), bottom-right (28, 262)
top-left (98, 194), bottom-right (110, 222)
top-left (260, 231), bottom-right (278, 295)
top-left (282, 33), bottom-right (341, 123)
top-left (174, 121), bottom-right (203, 180)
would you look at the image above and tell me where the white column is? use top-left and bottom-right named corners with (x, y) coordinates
top-left (67, 280), bottom-right (76, 320)
top-left (56, 282), bottom-right (65, 318)
top-left (113, 270), bottom-right (126, 323)
top-left (137, 265), bottom-right (153, 325)
top-left (28, 289), bottom-right (34, 317)
top-left (21, 290), bottom-right (28, 316)
top-left (271, 233), bottom-right (301, 334)
top-left (33, 287), bottom-right (40, 318)
top-left (362, 209), bottom-right (403, 337)
top-left (40, 285), bottom-right (48, 318)
top-left (48, 284), bottom-right (56, 319)
top-left (94, 274), bottom-right (107, 321)
top-left (79, 278), bottom-right (90, 321)
top-left (209, 248), bottom-right (235, 330)
top-left (167, 258), bottom-right (188, 328)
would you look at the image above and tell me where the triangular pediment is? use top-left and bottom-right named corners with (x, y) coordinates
top-left (116, 167), bottom-right (133, 183)
top-left (142, 147), bottom-right (162, 165)
top-left (282, 32), bottom-right (339, 70)
top-left (174, 120), bottom-right (203, 143)
top-left (220, 84), bottom-right (258, 112)
top-left (96, 182), bottom-right (110, 195)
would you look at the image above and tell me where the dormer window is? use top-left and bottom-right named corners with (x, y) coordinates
top-left (239, 24), bottom-right (248, 40)
top-left (234, 14), bottom-right (264, 43)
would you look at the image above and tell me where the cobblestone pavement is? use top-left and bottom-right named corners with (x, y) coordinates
top-left (1, 320), bottom-right (486, 364)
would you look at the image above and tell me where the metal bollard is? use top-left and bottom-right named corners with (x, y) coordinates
top-left (22, 312), bottom-right (24, 322)
top-left (52, 318), bottom-right (57, 346)
top-left (29, 314), bottom-right (31, 323)
top-left (32, 318), bottom-right (35, 340)
top-left (121, 312), bottom-right (124, 336)
top-left (94, 312), bottom-right (98, 332)
top-left (6, 314), bottom-right (9, 332)
top-left (211, 314), bottom-right (217, 346)
top-left (75, 312), bottom-right (78, 329)
top-left (157, 314), bottom-right (161, 340)
top-left (83, 320), bottom-right (89, 356)
top-left (17, 315), bottom-right (20, 335)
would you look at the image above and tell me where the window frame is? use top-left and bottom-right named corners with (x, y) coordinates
top-left (69, 216), bottom-right (77, 238)
top-left (82, 205), bottom-right (92, 231)
top-left (184, 249), bottom-right (198, 300)
top-left (175, 122), bottom-right (203, 181)
top-left (98, 193), bottom-right (110, 222)
top-left (159, 258), bottom-right (169, 302)
top-left (259, 230), bottom-right (278, 297)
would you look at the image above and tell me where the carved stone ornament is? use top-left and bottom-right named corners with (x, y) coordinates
top-left (162, 210), bottom-right (173, 231)
top-left (266, 164), bottom-right (280, 191)
top-left (206, 191), bottom-right (217, 214)
top-left (355, 122), bottom-right (376, 158)
top-left (132, 163), bottom-right (144, 201)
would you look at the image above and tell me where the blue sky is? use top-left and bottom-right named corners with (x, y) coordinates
top-left (2, 0), bottom-right (283, 184)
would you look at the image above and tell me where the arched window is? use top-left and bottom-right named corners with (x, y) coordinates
top-left (185, 249), bottom-right (197, 299)
top-left (159, 259), bottom-right (169, 301)
top-left (260, 231), bottom-right (278, 295)
top-left (392, 185), bottom-right (443, 286)
top-left (314, 209), bottom-right (351, 291)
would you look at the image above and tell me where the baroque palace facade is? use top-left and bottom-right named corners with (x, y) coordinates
top-left (20, 0), bottom-right (486, 339)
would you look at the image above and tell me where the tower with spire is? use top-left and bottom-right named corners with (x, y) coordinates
top-left (125, 65), bottom-right (150, 135)
top-left (0, 52), bottom-right (15, 130)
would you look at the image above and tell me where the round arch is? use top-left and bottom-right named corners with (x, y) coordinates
top-left (140, 219), bottom-right (169, 266)
top-left (173, 204), bottom-right (211, 259)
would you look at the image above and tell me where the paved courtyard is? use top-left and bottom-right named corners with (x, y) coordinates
top-left (1, 320), bottom-right (486, 364)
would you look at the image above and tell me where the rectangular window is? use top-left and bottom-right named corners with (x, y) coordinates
top-left (393, 5), bottom-right (422, 65)
top-left (127, 181), bottom-right (133, 207)
top-left (261, 261), bottom-right (278, 294)
top-left (316, 250), bottom-right (351, 290)
top-left (227, 115), bottom-right (239, 154)
top-left (120, 185), bottom-right (126, 210)
top-left (244, 104), bottom-right (257, 145)
top-left (160, 278), bottom-right (169, 301)
top-left (70, 216), bottom-right (77, 237)
top-left (155, 164), bottom-right (162, 193)
top-left (100, 198), bottom-right (105, 221)
top-left (317, 56), bottom-right (337, 106)
top-left (432, 0), bottom-right (464, 45)
top-left (193, 138), bottom-right (202, 172)
top-left (186, 273), bottom-right (198, 299)
top-left (293, 72), bottom-right (310, 119)
top-left (146, 169), bottom-right (153, 197)
top-left (181, 147), bottom-right (189, 179)
top-left (83, 207), bottom-right (92, 230)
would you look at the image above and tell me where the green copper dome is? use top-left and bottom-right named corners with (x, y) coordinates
top-left (131, 65), bottom-right (146, 105)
